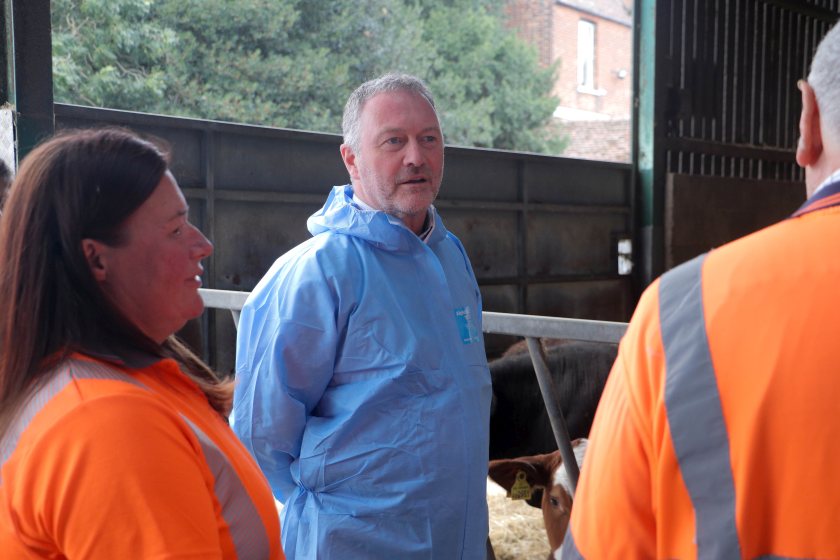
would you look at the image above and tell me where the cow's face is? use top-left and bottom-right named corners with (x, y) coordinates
top-left (488, 439), bottom-right (588, 556)
top-left (542, 470), bottom-right (574, 551)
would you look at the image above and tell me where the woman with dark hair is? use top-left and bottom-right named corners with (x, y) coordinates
top-left (0, 128), bottom-right (283, 559)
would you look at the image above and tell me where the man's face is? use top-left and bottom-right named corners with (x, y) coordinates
top-left (340, 90), bottom-right (444, 234)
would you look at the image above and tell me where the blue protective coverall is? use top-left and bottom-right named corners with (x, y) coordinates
top-left (233, 185), bottom-right (492, 559)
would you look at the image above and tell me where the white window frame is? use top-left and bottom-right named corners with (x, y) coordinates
top-left (577, 19), bottom-right (596, 90)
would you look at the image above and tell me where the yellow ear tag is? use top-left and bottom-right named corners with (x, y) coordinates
top-left (509, 470), bottom-right (532, 501)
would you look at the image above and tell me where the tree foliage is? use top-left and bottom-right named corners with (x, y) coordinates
top-left (51, 0), bottom-right (176, 109)
top-left (51, 0), bottom-right (566, 154)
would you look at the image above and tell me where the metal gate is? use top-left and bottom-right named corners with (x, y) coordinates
top-left (636, 0), bottom-right (840, 277)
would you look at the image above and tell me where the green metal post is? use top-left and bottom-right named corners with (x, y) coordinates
top-left (634, 0), bottom-right (666, 287)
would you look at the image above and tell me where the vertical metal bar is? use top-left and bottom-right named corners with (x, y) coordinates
top-left (783, 9), bottom-right (794, 149)
top-left (732, 0), bottom-right (742, 148)
top-left (198, 128), bottom-right (215, 367)
top-left (787, 8), bottom-right (798, 181)
top-left (0, 0), bottom-right (14, 171)
top-left (203, 129), bottom-right (217, 367)
top-left (635, 0), bottom-right (668, 283)
top-left (684, 0), bottom-right (692, 183)
top-left (759, 5), bottom-right (769, 170)
top-left (689, 0), bottom-right (698, 141)
top-left (525, 336), bottom-right (580, 493)
top-left (701, 0), bottom-right (712, 153)
top-left (743, 1), bottom-right (752, 152)
top-left (1, 0), bottom-right (12, 105)
top-left (676, 0), bottom-right (686, 146)
top-left (629, 0), bottom-right (642, 299)
top-left (711, 0), bottom-right (720, 147)
top-left (11, 0), bottom-right (53, 160)
top-left (517, 159), bottom-right (527, 314)
top-left (721, 0), bottom-right (731, 147)
top-left (774, 5), bottom-right (785, 150)
top-left (205, 129), bottom-right (216, 278)
top-left (750, 1), bottom-right (759, 153)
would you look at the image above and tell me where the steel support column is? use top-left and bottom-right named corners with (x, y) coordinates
top-left (2, 0), bottom-right (54, 164)
top-left (634, 0), bottom-right (668, 287)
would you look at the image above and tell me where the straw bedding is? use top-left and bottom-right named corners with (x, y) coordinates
top-left (487, 478), bottom-right (549, 559)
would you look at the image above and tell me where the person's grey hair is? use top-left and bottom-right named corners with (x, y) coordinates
top-left (342, 73), bottom-right (439, 153)
top-left (808, 22), bottom-right (840, 138)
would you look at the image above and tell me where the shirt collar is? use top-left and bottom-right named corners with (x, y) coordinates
top-left (351, 194), bottom-right (435, 244)
top-left (812, 167), bottom-right (840, 196)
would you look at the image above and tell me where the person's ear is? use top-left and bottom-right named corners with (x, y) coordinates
top-left (340, 144), bottom-right (361, 182)
top-left (81, 238), bottom-right (109, 282)
top-left (796, 80), bottom-right (823, 167)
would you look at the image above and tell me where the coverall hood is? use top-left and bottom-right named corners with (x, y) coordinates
top-left (307, 184), bottom-right (445, 251)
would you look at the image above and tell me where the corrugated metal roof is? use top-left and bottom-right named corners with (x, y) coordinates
top-left (558, 0), bottom-right (633, 25)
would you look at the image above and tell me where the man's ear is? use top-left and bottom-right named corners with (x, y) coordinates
top-left (796, 80), bottom-right (823, 167)
top-left (339, 144), bottom-right (360, 182)
top-left (81, 238), bottom-right (108, 282)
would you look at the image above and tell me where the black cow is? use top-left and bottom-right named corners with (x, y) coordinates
top-left (488, 340), bottom-right (617, 462)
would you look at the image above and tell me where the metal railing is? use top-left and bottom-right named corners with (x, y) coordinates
top-left (199, 288), bottom-right (628, 491)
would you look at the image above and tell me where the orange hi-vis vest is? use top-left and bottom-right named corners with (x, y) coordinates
top-left (563, 181), bottom-right (840, 559)
top-left (0, 352), bottom-right (283, 559)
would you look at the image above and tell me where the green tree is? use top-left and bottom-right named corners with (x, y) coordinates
top-left (51, 0), bottom-right (566, 155)
top-left (51, 0), bottom-right (177, 109)
top-left (150, 0), bottom-right (350, 132)
top-left (419, 2), bottom-right (564, 152)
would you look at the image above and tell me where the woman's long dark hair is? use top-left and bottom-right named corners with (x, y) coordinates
top-left (0, 128), bottom-right (232, 436)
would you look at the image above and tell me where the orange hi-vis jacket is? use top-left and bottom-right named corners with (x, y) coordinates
top-left (0, 352), bottom-right (283, 559)
top-left (563, 181), bottom-right (840, 559)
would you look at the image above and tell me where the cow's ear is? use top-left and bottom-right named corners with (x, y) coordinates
top-left (488, 458), bottom-right (547, 491)
top-left (571, 438), bottom-right (589, 467)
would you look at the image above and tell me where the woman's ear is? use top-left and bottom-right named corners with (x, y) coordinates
top-left (796, 80), bottom-right (823, 167)
top-left (81, 238), bottom-right (108, 282)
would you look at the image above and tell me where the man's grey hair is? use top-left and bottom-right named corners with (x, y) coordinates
top-left (341, 73), bottom-right (439, 153)
top-left (808, 22), bottom-right (840, 138)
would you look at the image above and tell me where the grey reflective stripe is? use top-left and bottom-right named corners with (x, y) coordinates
top-left (557, 528), bottom-right (585, 559)
top-left (182, 417), bottom-right (271, 560)
top-left (1, 357), bottom-right (272, 560)
top-left (0, 358), bottom-right (140, 470)
top-left (660, 254), bottom-right (742, 559)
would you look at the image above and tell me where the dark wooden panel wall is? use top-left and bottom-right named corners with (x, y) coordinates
top-left (665, 172), bottom-right (806, 269)
top-left (55, 104), bottom-right (634, 368)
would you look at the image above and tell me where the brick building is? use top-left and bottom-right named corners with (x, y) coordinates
top-left (505, 0), bottom-right (633, 162)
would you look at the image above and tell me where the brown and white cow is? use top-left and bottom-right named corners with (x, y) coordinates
top-left (488, 439), bottom-right (588, 559)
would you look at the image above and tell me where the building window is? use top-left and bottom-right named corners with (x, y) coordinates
top-left (577, 20), bottom-right (596, 89)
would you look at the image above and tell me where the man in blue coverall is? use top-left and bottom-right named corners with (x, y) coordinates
top-left (233, 73), bottom-right (493, 559)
